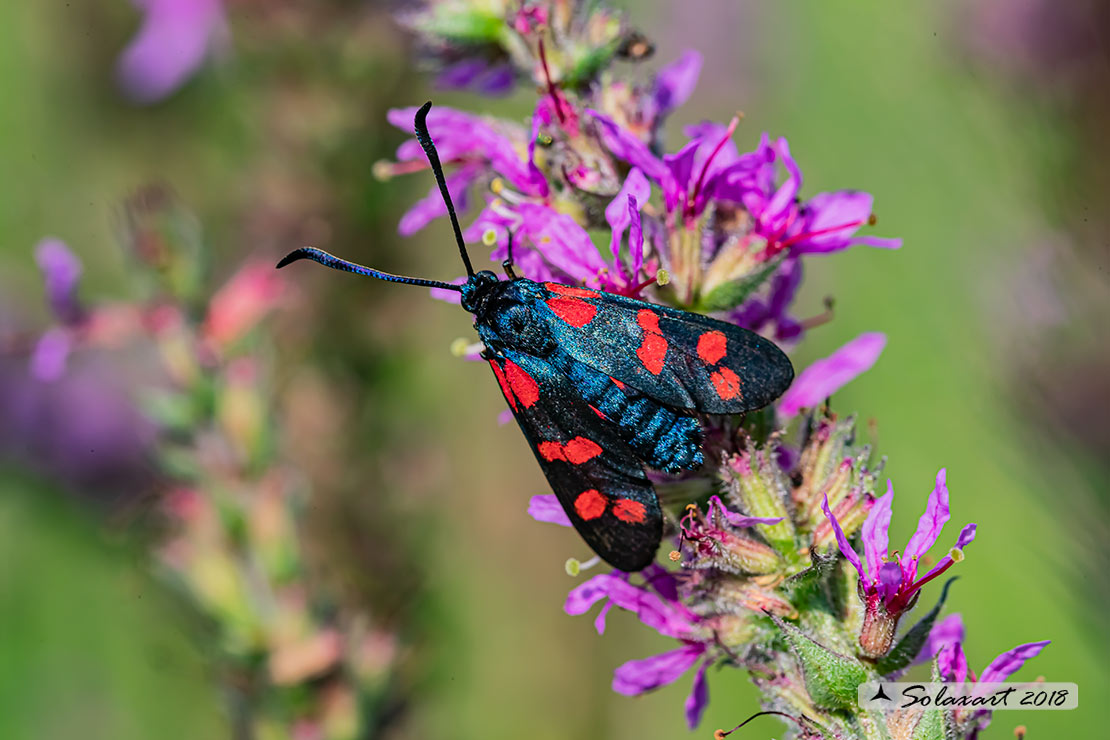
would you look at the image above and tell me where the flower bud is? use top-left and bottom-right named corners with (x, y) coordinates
top-left (721, 445), bottom-right (796, 559)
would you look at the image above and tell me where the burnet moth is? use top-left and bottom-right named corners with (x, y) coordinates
top-left (277, 102), bottom-right (794, 571)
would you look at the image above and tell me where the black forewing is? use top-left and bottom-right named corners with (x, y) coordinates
top-left (487, 348), bottom-right (662, 571)
top-left (539, 282), bottom-right (794, 414)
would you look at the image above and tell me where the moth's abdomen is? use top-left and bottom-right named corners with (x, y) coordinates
top-left (548, 349), bottom-right (703, 473)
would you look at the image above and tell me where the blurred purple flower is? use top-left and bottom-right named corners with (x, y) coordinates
top-left (777, 332), bottom-right (886, 417)
top-left (436, 60), bottom-right (515, 96)
top-left (30, 328), bottom-right (72, 383)
top-left (116, 0), bottom-right (228, 104)
top-left (565, 566), bottom-right (714, 728)
top-left (652, 50), bottom-right (703, 117)
top-left (823, 469), bottom-right (977, 615)
top-left (35, 238), bottom-right (84, 324)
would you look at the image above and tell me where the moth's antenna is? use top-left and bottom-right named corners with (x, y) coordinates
top-left (414, 101), bottom-right (475, 277)
top-left (276, 247), bottom-right (462, 292)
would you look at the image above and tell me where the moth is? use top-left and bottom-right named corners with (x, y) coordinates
top-left (278, 102), bottom-right (794, 571)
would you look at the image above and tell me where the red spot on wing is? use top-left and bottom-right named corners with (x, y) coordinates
top-left (544, 282), bottom-right (599, 298)
top-left (563, 437), bottom-right (602, 464)
top-left (589, 405), bottom-right (607, 419)
top-left (638, 334), bottom-right (668, 375)
top-left (503, 360), bottom-right (540, 408)
top-left (636, 309), bottom-right (661, 334)
top-left (610, 377), bottom-right (625, 390)
top-left (547, 297), bottom-right (597, 327)
top-left (697, 330), bottom-right (728, 365)
top-left (636, 309), bottom-right (668, 374)
top-left (612, 499), bottom-right (647, 524)
top-left (710, 366), bottom-right (743, 400)
top-left (489, 359), bottom-right (517, 411)
top-left (537, 441), bottom-right (565, 462)
top-left (574, 489), bottom-right (607, 520)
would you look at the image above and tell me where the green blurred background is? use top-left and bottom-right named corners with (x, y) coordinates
top-left (1, 1), bottom-right (1105, 738)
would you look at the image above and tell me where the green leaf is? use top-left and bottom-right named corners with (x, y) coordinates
top-left (697, 253), bottom-right (785, 313)
top-left (876, 578), bottom-right (958, 676)
top-left (769, 613), bottom-right (870, 710)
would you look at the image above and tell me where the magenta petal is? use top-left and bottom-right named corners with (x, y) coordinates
top-left (708, 495), bottom-right (782, 528)
top-left (518, 203), bottom-right (608, 285)
top-left (821, 494), bottom-right (865, 580)
top-left (877, 562), bottom-right (904, 603)
top-left (587, 109), bottom-right (671, 184)
top-left (861, 481), bottom-right (893, 578)
top-left (904, 469), bottom-right (951, 564)
top-left (30, 328), bottom-right (72, 382)
top-left (653, 50), bottom-right (702, 115)
top-left (527, 494), bottom-right (571, 527)
top-left (777, 332), bottom-right (887, 417)
top-left (594, 601), bottom-right (613, 635)
top-left (979, 640), bottom-right (1051, 684)
top-left (917, 522), bottom-right (978, 583)
top-left (612, 643), bottom-right (705, 696)
top-left (564, 573), bottom-right (620, 616)
top-left (938, 641), bottom-right (969, 683)
top-left (116, 0), bottom-right (226, 104)
top-left (602, 578), bottom-right (696, 638)
top-left (398, 163), bottom-right (480, 235)
top-left (915, 613), bottom-right (965, 664)
top-left (605, 168), bottom-right (650, 263)
top-left (684, 658), bottom-right (710, 729)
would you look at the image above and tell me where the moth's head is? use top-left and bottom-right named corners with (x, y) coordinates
top-left (460, 270), bottom-right (499, 313)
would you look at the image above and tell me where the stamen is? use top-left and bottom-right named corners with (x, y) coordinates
top-left (537, 39), bottom-right (567, 125)
top-left (565, 555), bottom-right (600, 576)
top-left (450, 338), bottom-right (484, 357)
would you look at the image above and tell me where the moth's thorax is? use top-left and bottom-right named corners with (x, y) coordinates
top-left (471, 279), bottom-right (555, 357)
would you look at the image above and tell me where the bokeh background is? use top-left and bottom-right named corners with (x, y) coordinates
top-left (1, 1), bottom-right (1106, 738)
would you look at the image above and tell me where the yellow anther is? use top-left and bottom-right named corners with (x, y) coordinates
top-left (490, 178), bottom-right (505, 194)
top-left (482, 228), bottom-right (499, 246)
top-left (565, 558), bottom-right (581, 577)
top-left (668, 550), bottom-right (681, 562)
top-left (948, 546), bottom-right (965, 563)
top-left (449, 338), bottom-right (471, 357)
top-left (656, 269), bottom-right (671, 286)
top-left (371, 160), bottom-right (394, 181)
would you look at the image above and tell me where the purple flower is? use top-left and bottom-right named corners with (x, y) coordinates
top-left (30, 328), bottom-right (72, 383)
top-left (652, 50), bottom-right (703, 117)
top-left (35, 239), bottom-right (84, 325)
top-left (718, 134), bottom-right (902, 257)
top-left (823, 469), bottom-right (978, 616)
top-left (915, 612), bottom-right (965, 664)
top-left (436, 60), bottom-right (515, 96)
top-left (777, 332), bottom-right (886, 417)
top-left (937, 636), bottom-right (1050, 732)
top-left (565, 566), bottom-right (714, 728)
top-left (398, 163), bottom-right (482, 237)
top-left (116, 0), bottom-right (228, 104)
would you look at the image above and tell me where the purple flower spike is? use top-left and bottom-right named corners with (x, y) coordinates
top-left (398, 163), bottom-right (481, 236)
top-left (528, 494), bottom-right (571, 527)
top-left (116, 0), bottom-right (228, 104)
top-left (587, 109), bottom-right (670, 184)
top-left (653, 50), bottom-right (703, 116)
top-left (35, 238), bottom-right (84, 324)
top-left (777, 332), bottom-right (886, 417)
